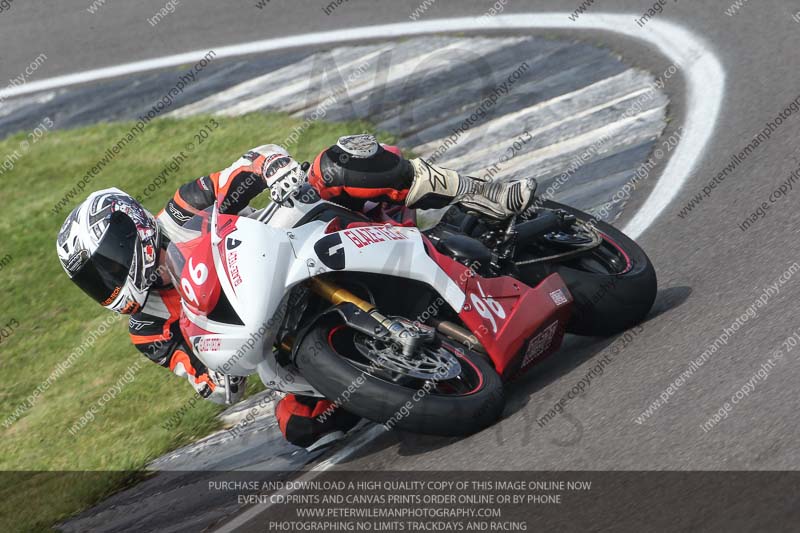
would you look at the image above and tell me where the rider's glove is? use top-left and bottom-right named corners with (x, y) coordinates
top-left (259, 146), bottom-right (306, 207)
top-left (201, 371), bottom-right (247, 405)
top-left (170, 350), bottom-right (247, 405)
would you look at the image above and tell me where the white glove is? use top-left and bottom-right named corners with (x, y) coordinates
top-left (256, 144), bottom-right (306, 206)
top-left (172, 358), bottom-right (247, 405)
top-left (203, 371), bottom-right (247, 405)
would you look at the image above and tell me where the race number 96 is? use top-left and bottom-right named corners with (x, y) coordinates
top-left (470, 282), bottom-right (506, 333)
top-left (181, 258), bottom-right (209, 305)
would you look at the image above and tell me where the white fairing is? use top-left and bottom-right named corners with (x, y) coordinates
top-left (183, 200), bottom-right (465, 396)
top-left (286, 222), bottom-right (466, 311)
top-left (184, 214), bottom-right (318, 393)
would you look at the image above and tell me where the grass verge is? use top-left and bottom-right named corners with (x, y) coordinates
top-left (0, 112), bottom-right (393, 531)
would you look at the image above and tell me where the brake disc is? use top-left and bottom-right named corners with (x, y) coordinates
top-left (352, 333), bottom-right (461, 381)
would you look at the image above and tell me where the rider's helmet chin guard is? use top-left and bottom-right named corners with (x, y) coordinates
top-left (56, 187), bottom-right (160, 315)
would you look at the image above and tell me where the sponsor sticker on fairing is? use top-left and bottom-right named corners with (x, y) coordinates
top-left (522, 321), bottom-right (559, 367)
top-left (342, 226), bottom-right (408, 248)
top-left (195, 336), bottom-right (222, 352)
top-left (549, 288), bottom-right (568, 306)
top-left (226, 250), bottom-right (243, 287)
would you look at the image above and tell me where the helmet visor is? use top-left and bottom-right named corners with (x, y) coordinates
top-left (71, 213), bottom-right (137, 306)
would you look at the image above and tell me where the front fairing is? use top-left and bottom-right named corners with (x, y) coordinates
top-left (166, 207), bottom-right (300, 376)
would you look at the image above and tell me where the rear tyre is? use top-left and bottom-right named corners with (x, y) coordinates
top-left (517, 200), bottom-right (657, 336)
top-left (294, 324), bottom-right (505, 436)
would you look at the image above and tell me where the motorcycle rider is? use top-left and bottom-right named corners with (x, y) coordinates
top-left (56, 134), bottom-right (536, 448)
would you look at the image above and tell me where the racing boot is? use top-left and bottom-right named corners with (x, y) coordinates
top-left (406, 157), bottom-right (537, 220)
top-left (309, 134), bottom-right (536, 220)
top-left (275, 394), bottom-right (361, 451)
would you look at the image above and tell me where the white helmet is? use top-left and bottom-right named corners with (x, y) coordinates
top-left (56, 188), bottom-right (160, 314)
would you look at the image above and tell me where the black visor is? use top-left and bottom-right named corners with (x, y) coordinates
top-left (71, 213), bottom-right (137, 305)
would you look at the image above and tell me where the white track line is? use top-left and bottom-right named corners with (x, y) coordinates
top-left (1, 14), bottom-right (723, 238)
top-left (9, 13), bottom-right (720, 530)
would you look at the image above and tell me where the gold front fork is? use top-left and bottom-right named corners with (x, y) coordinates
top-left (307, 277), bottom-right (403, 338)
top-left (307, 278), bottom-right (374, 313)
top-left (281, 279), bottom-right (367, 353)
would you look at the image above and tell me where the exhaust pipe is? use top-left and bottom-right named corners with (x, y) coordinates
top-left (431, 319), bottom-right (486, 354)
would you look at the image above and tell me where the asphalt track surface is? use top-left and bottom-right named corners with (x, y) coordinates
top-left (5, 0), bottom-right (800, 530)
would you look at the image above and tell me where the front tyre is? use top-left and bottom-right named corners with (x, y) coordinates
top-left (294, 324), bottom-right (504, 436)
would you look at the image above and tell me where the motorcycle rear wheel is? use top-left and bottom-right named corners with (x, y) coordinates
top-left (516, 200), bottom-right (657, 336)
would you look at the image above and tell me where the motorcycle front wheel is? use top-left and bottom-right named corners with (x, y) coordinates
top-left (294, 322), bottom-right (504, 436)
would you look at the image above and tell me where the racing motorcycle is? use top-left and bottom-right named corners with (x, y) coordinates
top-left (166, 184), bottom-right (656, 436)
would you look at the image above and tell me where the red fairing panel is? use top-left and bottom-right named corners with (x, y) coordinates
top-left (172, 226), bottom-right (222, 319)
top-left (426, 243), bottom-right (573, 380)
top-left (176, 215), bottom-right (242, 342)
top-left (216, 214), bottom-right (239, 240)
